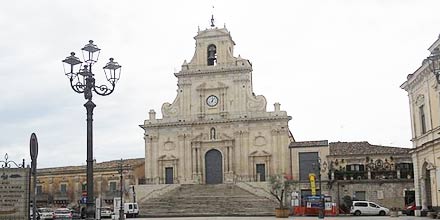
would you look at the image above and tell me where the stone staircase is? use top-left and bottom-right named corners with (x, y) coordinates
top-left (138, 184), bottom-right (278, 217)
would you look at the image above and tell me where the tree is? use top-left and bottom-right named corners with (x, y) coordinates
top-left (269, 174), bottom-right (294, 209)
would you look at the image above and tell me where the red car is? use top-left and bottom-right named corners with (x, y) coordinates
top-left (403, 203), bottom-right (416, 216)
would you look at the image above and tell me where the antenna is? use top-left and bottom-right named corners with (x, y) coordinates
top-left (210, 5), bottom-right (215, 27)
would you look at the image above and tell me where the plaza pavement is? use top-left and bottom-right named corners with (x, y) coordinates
top-left (135, 216), bottom-right (427, 220)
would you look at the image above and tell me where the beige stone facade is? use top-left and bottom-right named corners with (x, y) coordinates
top-left (34, 158), bottom-right (144, 208)
top-left (289, 140), bottom-right (330, 197)
top-left (288, 141), bottom-right (413, 210)
top-left (327, 142), bottom-right (414, 210)
top-left (140, 26), bottom-right (292, 184)
top-left (401, 36), bottom-right (440, 212)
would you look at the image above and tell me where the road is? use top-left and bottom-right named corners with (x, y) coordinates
top-left (132, 216), bottom-right (425, 220)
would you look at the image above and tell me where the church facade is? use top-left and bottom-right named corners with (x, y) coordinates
top-left (401, 35), bottom-right (440, 213)
top-left (140, 26), bottom-right (292, 184)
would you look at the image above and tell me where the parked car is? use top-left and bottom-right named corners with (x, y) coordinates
top-left (124, 202), bottom-right (139, 218)
top-left (53, 208), bottom-right (73, 219)
top-left (38, 208), bottom-right (54, 220)
top-left (403, 202), bottom-right (416, 216)
top-left (100, 207), bottom-right (113, 218)
top-left (30, 208), bottom-right (41, 220)
top-left (350, 201), bottom-right (389, 216)
top-left (70, 210), bottom-right (81, 219)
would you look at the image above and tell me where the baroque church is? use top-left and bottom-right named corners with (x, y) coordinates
top-left (140, 23), bottom-right (292, 185)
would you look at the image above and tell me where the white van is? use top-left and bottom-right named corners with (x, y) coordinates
top-left (351, 201), bottom-right (389, 216)
top-left (124, 203), bottom-right (139, 218)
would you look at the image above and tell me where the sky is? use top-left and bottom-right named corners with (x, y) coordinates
top-left (0, 0), bottom-right (438, 168)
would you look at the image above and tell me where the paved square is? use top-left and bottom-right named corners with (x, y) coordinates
top-left (135, 216), bottom-right (425, 220)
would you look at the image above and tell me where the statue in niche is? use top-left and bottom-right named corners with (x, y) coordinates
top-left (334, 159), bottom-right (339, 171)
top-left (340, 159), bottom-right (347, 171)
top-left (390, 157), bottom-right (395, 171)
top-left (367, 159), bottom-right (376, 171)
top-left (384, 159), bottom-right (391, 171)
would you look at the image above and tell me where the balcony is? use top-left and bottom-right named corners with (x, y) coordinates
top-left (333, 170), bottom-right (368, 180)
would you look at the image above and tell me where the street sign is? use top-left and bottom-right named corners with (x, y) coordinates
top-left (29, 133), bottom-right (38, 161)
top-left (29, 133), bottom-right (38, 220)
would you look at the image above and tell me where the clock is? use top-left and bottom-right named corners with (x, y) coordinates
top-left (206, 95), bottom-right (219, 107)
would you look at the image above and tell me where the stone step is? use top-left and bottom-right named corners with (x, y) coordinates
top-left (138, 183), bottom-right (277, 217)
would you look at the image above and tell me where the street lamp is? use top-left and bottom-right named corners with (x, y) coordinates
top-left (62, 40), bottom-right (121, 219)
top-left (314, 158), bottom-right (325, 219)
top-left (118, 159), bottom-right (125, 220)
top-left (427, 47), bottom-right (440, 84)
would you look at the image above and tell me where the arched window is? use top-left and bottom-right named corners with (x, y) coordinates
top-left (207, 44), bottom-right (217, 66)
top-left (210, 127), bottom-right (216, 140)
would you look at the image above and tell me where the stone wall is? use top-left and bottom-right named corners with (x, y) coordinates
top-left (330, 180), bottom-right (414, 209)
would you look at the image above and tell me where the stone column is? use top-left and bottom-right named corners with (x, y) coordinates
top-left (271, 129), bottom-right (278, 173)
top-left (173, 160), bottom-right (178, 183)
top-left (228, 146), bottom-right (233, 173)
top-left (420, 176), bottom-right (427, 211)
top-left (243, 131), bottom-right (249, 177)
top-left (192, 145), bottom-right (196, 178)
top-left (144, 136), bottom-right (151, 179)
top-left (250, 156), bottom-right (254, 181)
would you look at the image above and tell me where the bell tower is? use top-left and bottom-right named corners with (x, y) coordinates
top-left (187, 26), bottom-right (237, 68)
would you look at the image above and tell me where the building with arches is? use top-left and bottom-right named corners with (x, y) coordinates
top-left (401, 35), bottom-right (440, 214)
top-left (140, 25), bottom-right (292, 185)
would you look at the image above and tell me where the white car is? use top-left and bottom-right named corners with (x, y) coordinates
top-left (38, 208), bottom-right (54, 220)
top-left (100, 207), bottom-right (113, 218)
top-left (351, 201), bottom-right (389, 216)
top-left (53, 208), bottom-right (72, 219)
top-left (124, 203), bottom-right (139, 218)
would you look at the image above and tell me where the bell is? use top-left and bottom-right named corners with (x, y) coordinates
top-left (208, 51), bottom-right (216, 59)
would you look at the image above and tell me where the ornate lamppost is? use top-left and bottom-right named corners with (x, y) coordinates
top-left (427, 47), bottom-right (440, 84)
top-left (118, 159), bottom-right (125, 220)
top-left (62, 40), bottom-right (121, 219)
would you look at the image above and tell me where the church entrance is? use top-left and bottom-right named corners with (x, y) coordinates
top-left (165, 167), bottom-right (173, 184)
top-left (205, 149), bottom-right (223, 184)
top-left (256, 164), bottom-right (266, 181)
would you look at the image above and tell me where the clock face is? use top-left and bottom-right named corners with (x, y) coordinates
top-left (206, 95), bottom-right (219, 107)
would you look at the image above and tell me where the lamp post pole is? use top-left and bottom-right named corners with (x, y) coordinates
top-left (62, 40), bottom-right (122, 220)
top-left (119, 159), bottom-right (125, 220)
top-left (317, 158), bottom-right (324, 219)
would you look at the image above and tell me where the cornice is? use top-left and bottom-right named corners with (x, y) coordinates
top-left (403, 62), bottom-right (431, 91)
top-left (140, 115), bottom-right (292, 129)
top-left (175, 66), bottom-right (252, 77)
top-left (409, 135), bottom-right (440, 154)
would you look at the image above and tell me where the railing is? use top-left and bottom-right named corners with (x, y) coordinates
top-left (333, 171), bottom-right (368, 180)
top-left (330, 170), bottom-right (411, 181)
top-left (371, 170), bottom-right (398, 179)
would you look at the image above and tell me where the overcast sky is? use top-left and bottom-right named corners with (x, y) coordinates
top-left (1, 0), bottom-right (438, 168)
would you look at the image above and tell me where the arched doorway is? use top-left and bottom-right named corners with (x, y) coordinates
top-left (422, 162), bottom-right (433, 210)
top-left (425, 168), bottom-right (432, 209)
top-left (205, 149), bottom-right (223, 184)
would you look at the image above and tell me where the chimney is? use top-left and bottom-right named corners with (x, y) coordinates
top-left (274, 102), bottom-right (281, 112)
top-left (149, 109), bottom-right (156, 121)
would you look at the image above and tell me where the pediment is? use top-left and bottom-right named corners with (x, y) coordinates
top-left (158, 154), bottom-right (178, 161)
top-left (249, 150), bottom-right (271, 157)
